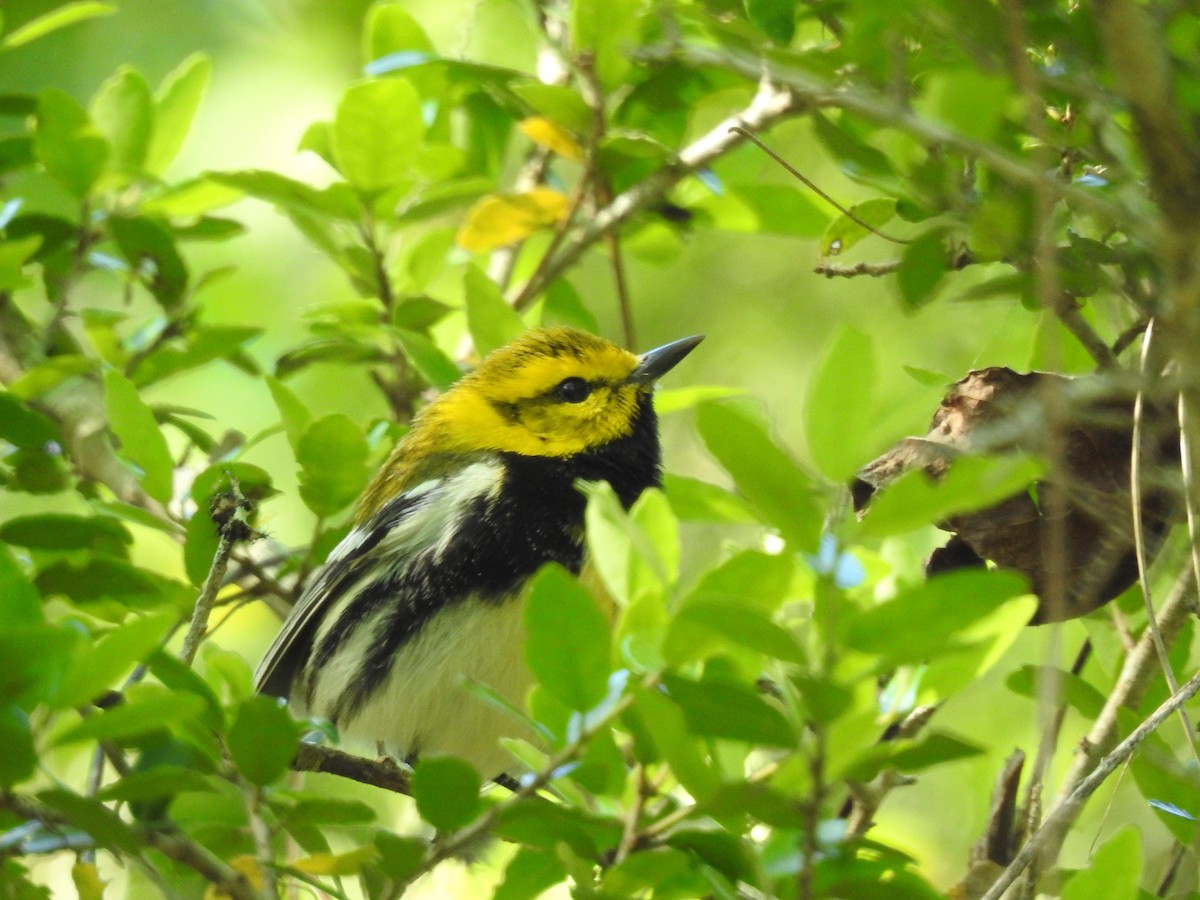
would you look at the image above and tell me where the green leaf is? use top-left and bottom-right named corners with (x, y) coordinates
top-left (1061, 826), bottom-right (1142, 900)
top-left (35, 557), bottom-right (183, 609)
top-left (665, 601), bottom-right (804, 667)
top-left (509, 81), bottom-right (591, 135)
top-left (464, 264), bottom-right (524, 355)
top-left (696, 400), bottom-right (821, 550)
top-left (412, 755), bottom-right (482, 831)
top-left (820, 198), bottom-right (898, 256)
top-left (0, 546), bottom-right (41, 626)
top-left (374, 831), bottom-right (427, 881)
top-left (183, 503), bottom-right (218, 588)
top-left (897, 228), bottom-right (950, 311)
top-left (0, 236), bottom-right (42, 290)
top-left (95, 765), bottom-right (213, 802)
top-left (805, 326), bottom-right (877, 481)
top-left (226, 695), bottom-right (302, 785)
top-left (1, 2), bottom-right (116, 49)
top-left (571, 0), bottom-right (642, 90)
top-left (210, 170), bottom-right (359, 219)
top-left (662, 474), bottom-right (758, 524)
top-left (363, 3), bottom-right (433, 65)
top-left (129, 324), bottom-right (261, 386)
top-left (860, 454), bottom-right (1046, 538)
top-left (524, 564), bottom-right (611, 711)
top-left (0, 392), bottom-right (58, 448)
top-left (332, 78), bottom-right (423, 193)
top-left (109, 215), bottom-right (188, 308)
top-left (89, 66), bottom-right (153, 174)
top-left (267, 375), bottom-right (313, 455)
top-left (48, 614), bottom-right (176, 710)
top-left (103, 368), bottom-right (175, 503)
top-left (37, 789), bottom-right (140, 853)
top-left (8, 355), bottom-right (96, 400)
top-left (663, 674), bottom-right (795, 747)
top-left (585, 482), bottom-right (673, 610)
top-left (921, 69), bottom-right (1010, 143)
top-left (0, 704), bottom-right (37, 787)
top-left (0, 513), bottom-right (130, 553)
top-left (1005, 665), bottom-right (1107, 719)
top-left (495, 847), bottom-right (566, 900)
top-left (811, 113), bottom-right (897, 183)
top-left (34, 89), bottom-right (108, 197)
top-left (844, 569), bottom-right (1030, 667)
top-left (145, 53), bottom-right (211, 175)
top-left (296, 414), bottom-right (371, 517)
top-left (745, 0), bottom-right (795, 45)
top-left (393, 328), bottom-right (460, 391)
top-left (840, 731), bottom-right (984, 781)
top-left (54, 683), bottom-right (206, 744)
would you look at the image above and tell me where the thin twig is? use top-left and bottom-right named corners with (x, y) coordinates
top-left (731, 127), bottom-right (910, 245)
top-left (507, 80), bottom-right (805, 307)
top-left (1054, 299), bottom-right (1119, 369)
top-left (240, 781), bottom-right (278, 899)
top-left (980, 665), bottom-right (1200, 900)
top-left (813, 260), bottom-right (901, 278)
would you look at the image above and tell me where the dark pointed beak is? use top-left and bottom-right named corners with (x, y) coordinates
top-left (628, 335), bottom-right (704, 385)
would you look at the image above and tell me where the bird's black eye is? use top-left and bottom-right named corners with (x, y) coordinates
top-left (555, 377), bottom-right (592, 403)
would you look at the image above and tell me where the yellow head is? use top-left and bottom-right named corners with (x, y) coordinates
top-left (357, 327), bottom-right (701, 519)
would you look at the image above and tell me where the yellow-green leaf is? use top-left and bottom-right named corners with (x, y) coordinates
top-left (519, 116), bottom-right (584, 161)
top-left (293, 846), bottom-right (380, 876)
top-left (456, 188), bottom-right (569, 252)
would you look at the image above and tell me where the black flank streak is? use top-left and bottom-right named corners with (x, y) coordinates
top-left (328, 395), bottom-right (662, 723)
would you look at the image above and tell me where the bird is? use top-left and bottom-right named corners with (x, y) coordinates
top-left (254, 327), bottom-right (702, 777)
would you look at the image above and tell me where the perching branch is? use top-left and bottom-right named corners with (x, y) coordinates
top-left (291, 744), bottom-right (412, 795)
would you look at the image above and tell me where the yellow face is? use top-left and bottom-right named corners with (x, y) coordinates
top-left (429, 328), bottom-right (645, 458)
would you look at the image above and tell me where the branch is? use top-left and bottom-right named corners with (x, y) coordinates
top-left (979, 664), bottom-right (1200, 900)
top-left (292, 744), bottom-right (411, 795)
top-left (813, 260), bottom-right (901, 278)
top-left (645, 43), bottom-right (1141, 239)
top-left (507, 79), bottom-right (806, 307)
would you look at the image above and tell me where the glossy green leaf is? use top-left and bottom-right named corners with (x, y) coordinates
top-left (412, 755), bottom-right (482, 831)
top-left (820, 197), bottom-right (898, 256)
top-left (89, 65), bottom-right (152, 173)
top-left (103, 368), bottom-right (175, 503)
top-left (296, 413), bottom-right (371, 516)
top-left (845, 569), bottom-right (1030, 667)
top-left (805, 326), bottom-right (877, 481)
top-left (0, 236), bottom-right (41, 290)
top-left (145, 52), bottom-right (211, 175)
top-left (50, 611), bottom-right (177, 708)
top-left (332, 78), bottom-right (423, 193)
top-left (227, 695), bottom-right (302, 785)
top-left (183, 503), bottom-right (219, 588)
top-left (129, 324), bottom-right (261, 386)
top-left (860, 454), bottom-right (1045, 538)
top-left (1, 2), bottom-right (115, 49)
top-left (34, 89), bottom-right (108, 197)
top-left (665, 600), bottom-right (804, 667)
top-left (464, 264), bottom-right (524, 355)
top-left (696, 400), bottom-right (821, 550)
top-left (524, 564), bottom-right (611, 711)
top-left (1005, 665), bottom-right (1107, 719)
top-left (509, 81), bottom-right (591, 135)
top-left (1061, 826), bottom-right (1142, 900)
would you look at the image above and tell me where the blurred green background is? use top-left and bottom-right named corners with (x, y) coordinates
top-left (2, 0), bottom-right (1164, 893)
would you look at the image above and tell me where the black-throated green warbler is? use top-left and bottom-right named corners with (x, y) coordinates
top-left (255, 327), bottom-right (701, 776)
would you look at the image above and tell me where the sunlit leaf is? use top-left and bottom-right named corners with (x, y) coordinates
top-left (519, 116), bottom-right (584, 161)
top-left (1, 2), bottom-right (115, 49)
top-left (412, 755), bottom-right (482, 831)
top-left (805, 326), bottom-right (877, 481)
top-left (103, 368), bottom-right (175, 503)
top-left (820, 198), bottom-right (898, 256)
top-left (463, 264), bottom-right (524, 354)
top-left (227, 695), bottom-right (302, 785)
top-left (89, 65), bottom-right (152, 174)
top-left (332, 77), bottom-right (423, 193)
top-left (146, 53), bottom-right (212, 175)
top-left (456, 188), bottom-right (569, 253)
top-left (524, 564), bottom-right (611, 711)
